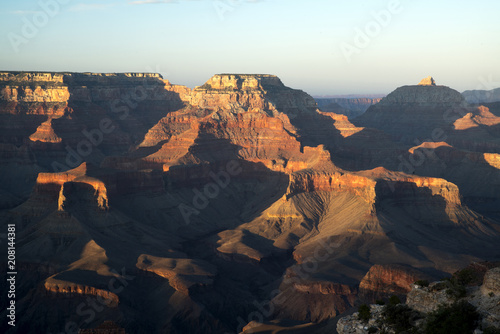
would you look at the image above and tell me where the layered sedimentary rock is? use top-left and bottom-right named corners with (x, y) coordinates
top-left (418, 76), bottom-right (436, 86)
top-left (359, 264), bottom-right (430, 301)
top-left (481, 267), bottom-right (500, 294)
top-left (0, 85), bottom-right (69, 105)
top-left (271, 278), bottom-right (358, 322)
top-left (339, 264), bottom-right (500, 333)
top-left (35, 163), bottom-right (109, 211)
top-left (43, 278), bottom-right (120, 308)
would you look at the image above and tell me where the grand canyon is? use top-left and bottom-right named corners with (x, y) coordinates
top-left (1, 71), bottom-right (500, 333)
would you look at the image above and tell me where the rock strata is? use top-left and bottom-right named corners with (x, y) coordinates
top-left (418, 76), bottom-right (436, 86)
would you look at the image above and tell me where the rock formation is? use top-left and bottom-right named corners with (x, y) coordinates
top-left (418, 76), bottom-right (436, 86)
top-left (359, 264), bottom-right (431, 302)
top-left (338, 264), bottom-right (500, 333)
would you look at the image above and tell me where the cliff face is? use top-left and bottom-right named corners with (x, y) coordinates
top-left (29, 118), bottom-right (62, 143)
top-left (407, 265), bottom-right (500, 328)
top-left (43, 278), bottom-right (120, 308)
top-left (1, 85), bottom-right (70, 104)
top-left (288, 170), bottom-right (377, 203)
top-left (359, 264), bottom-right (430, 302)
top-left (0, 72), bottom-right (178, 113)
top-left (189, 74), bottom-right (283, 110)
top-left (35, 163), bottom-right (109, 211)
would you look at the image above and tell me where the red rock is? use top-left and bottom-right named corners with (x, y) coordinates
top-left (359, 264), bottom-right (430, 301)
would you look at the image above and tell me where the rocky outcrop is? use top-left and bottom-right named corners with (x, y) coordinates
top-left (408, 265), bottom-right (500, 323)
top-left (29, 118), bottom-right (62, 143)
top-left (475, 267), bottom-right (500, 329)
top-left (339, 265), bottom-right (500, 333)
top-left (0, 71), bottom-right (187, 113)
top-left (359, 264), bottom-right (430, 301)
top-left (288, 170), bottom-right (377, 203)
top-left (418, 76), bottom-right (436, 86)
top-left (43, 278), bottom-right (120, 307)
top-left (336, 304), bottom-right (385, 334)
top-left (189, 74), bottom-right (281, 110)
top-left (36, 163), bottom-right (109, 211)
top-left (197, 74), bottom-right (284, 91)
top-left (0, 85), bottom-right (70, 104)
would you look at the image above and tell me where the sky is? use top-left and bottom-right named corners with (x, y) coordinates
top-left (0, 0), bottom-right (499, 96)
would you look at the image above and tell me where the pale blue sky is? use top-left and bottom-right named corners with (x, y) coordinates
top-left (1, 0), bottom-right (499, 95)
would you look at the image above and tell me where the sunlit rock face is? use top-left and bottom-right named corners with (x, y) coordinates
top-left (418, 76), bottom-right (436, 86)
top-left (359, 264), bottom-right (431, 302)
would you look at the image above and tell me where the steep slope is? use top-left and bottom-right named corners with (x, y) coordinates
top-left (337, 264), bottom-right (500, 334)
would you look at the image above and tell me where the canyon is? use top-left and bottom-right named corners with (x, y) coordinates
top-left (0, 72), bottom-right (499, 333)
top-left (315, 97), bottom-right (383, 119)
